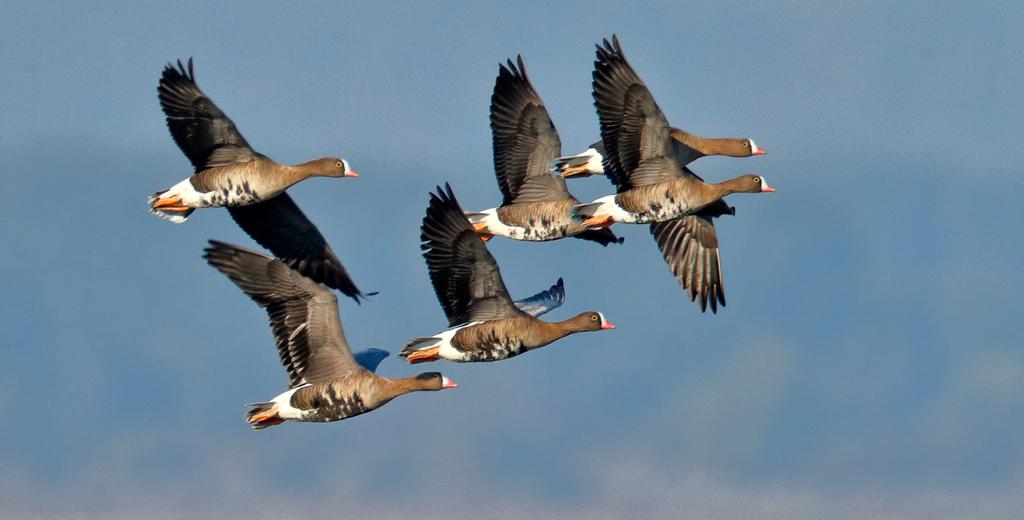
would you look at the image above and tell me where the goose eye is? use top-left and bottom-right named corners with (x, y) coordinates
top-left (590, 315), bottom-right (599, 322)
top-left (335, 161), bottom-right (343, 168)
top-left (753, 176), bottom-right (761, 183)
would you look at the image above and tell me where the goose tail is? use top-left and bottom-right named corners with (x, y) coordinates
top-left (245, 402), bottom-right (284, 430)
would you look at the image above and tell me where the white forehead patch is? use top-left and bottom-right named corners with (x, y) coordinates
top-left (342, 159), bottom-right (351, 171)
top-left (748, 139), bottom-right (760, 154)
top-left (597, 312), bottom-right (607, 326)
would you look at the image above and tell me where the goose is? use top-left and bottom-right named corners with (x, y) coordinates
top-left (579, 36), bottom-right (775, 312)
top-left (152, 58), bottom-right (366, 302)
top-left (553, 129), bottom-right (763, 179)
top-left (401, 185), bottom-right (613, 364)
top-left (204, 241), bottom-right (456, 429)
top-left (465, 56), bottom-right (622, 247)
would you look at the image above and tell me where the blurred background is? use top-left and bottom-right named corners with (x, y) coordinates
top-left (1, 1), bottom-right (1021, 518)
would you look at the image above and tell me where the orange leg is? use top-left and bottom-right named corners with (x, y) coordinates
top-left (151, 195), bottom-right (183, 209)
top-left (159, 205), bottom-right (192, 212)
top-left (560, 165), bottom-right (591, 178)
top-left (248, 405), bottom-right (280, 425)
top-left (582, 215), bottom-right (614, 229)
top-left (255, 417), bottom-right (284, 428)
top-left (472, 222), bottom-right (494, 242)
top-left (405, 346), bottom-right (440, 364)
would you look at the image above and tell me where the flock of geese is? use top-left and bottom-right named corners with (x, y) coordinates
top-left (149, 35), bottom-right (773, 429)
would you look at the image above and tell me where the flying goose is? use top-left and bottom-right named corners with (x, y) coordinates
top-left (579, 36), bottom-right (775, 313)
top-left (152, 58), bottom-right (366, 302)
top-left (204, 241), bottom-right (456, 429)
top-left (401, 185), bottom-right (613, 364)
top-left (553, 128), bottom-right (763, 179)
top-left (465, 56), bottom-right (622, 246)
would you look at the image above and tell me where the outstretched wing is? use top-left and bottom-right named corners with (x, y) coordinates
top-left (157, 58), bottom-right (260, 171)
top-left (649, 200), bottom-right (734, 313)
top-left (421, 184), bottom-right (524, 326)
top-left (353, 348), bottom-right (390, 373)
top-left (513, 278), bottom-right (565, 318)
top-left (227, 194), bottom-right (367, 304)
top-left (592, 36), bottom-right (683, 192)
top-left (203, 241), bottom-right (363, 388)
top-left (490, 56), bottom-right (570, 205)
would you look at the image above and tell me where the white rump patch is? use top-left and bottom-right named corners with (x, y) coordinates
top-left (436, 322), bottom-right (480, 361)
top-left (584, 195), bottom-right (635, 224)
top-left (582, 148), bottom-right (604, 174)
top-left (269, 384), bottom-right (312, 420)
top-left (479, 207), bottom-right (525, 240)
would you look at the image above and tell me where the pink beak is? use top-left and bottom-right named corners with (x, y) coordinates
top-left (752, 148), bottom-right (766, 155)
top-left (345, 170), bottom-right (359, 177)
top-left (761, 183), bottom-right (776, 192)
top-left (601, 320), bottom-right (616, 330)
top-left (441, 377), bottom-right (458, 389)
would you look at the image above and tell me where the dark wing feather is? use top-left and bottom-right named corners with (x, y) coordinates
top-left (157, 58), bottom-right (259, 171)
top-left (490, 56), bottom-right (569, 205)
top-left (572, 227), bottom-right (624, 246)
top-left (649, 200), bottom-right (734, 313)
top-left (421, 184), bottom-right (523, 326)
top-left (353, 348), bottom-right (389, 373)
top-left (592, 36), bottom-right (680, 192)
top-left (203, 241), bottom-right (362, 387)
top-left (513, 278), bottom-right (565, 318)
top-left (227, 194), bottom-right (366, 303)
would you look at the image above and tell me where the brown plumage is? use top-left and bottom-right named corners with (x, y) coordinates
top-left (669, 128), bottom-right (764, 161)
top-left (555, 128), bottom-right (764, 180)
top-left (150, 58), bottom-right (366, 302)
top-left (581, 36), bottom-right (775, 313)
top-left (590, 38), bottom-right (769, 199)
top-left (401, 184), bottom-right (614, 363)
top-left (609, 171), bottom-right (770, 217)
top-left (203, 241), bottom-right (455, 429)
top-left (650, 199), bottom-right (736, 313)
top-left (465, 56), bottom-right (622, 246)
top-left (437, 312), bottom-right (610, 362)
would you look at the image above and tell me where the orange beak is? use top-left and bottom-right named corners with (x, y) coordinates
top-left (753, 148), bottom-right (766, 155)
top-left (761, 183), bottom-right (776, 192)
top-left (345, 170), bottom-right (359, 177)
top-left (601, 320), bottom-right (615, 330)
top-left (442, 376), bottom-right (458, 389)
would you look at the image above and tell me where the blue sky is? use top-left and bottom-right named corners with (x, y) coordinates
top-left (1, 1), bottom-right (1022, 518)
